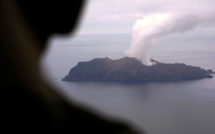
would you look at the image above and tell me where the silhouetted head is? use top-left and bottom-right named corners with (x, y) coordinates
top-left (17, 0), bottom-right (85, 46)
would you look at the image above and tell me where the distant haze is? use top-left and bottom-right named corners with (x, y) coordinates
top-left (78, 0), bottom-right (215, 35)
top-left (74, 0), bottom-right (215, 65)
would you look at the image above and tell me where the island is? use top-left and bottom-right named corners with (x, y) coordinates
top-left (62, 57), bottom-right (213, 82)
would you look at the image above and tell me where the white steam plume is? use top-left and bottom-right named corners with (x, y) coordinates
top-left (125, 13), bottom-right (215, 65)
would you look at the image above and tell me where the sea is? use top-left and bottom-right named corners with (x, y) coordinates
top-left (41, 32), bottom-right (215, 134)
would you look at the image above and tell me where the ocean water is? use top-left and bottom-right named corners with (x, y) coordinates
top-left (42, 33), bottom-right (215, 134)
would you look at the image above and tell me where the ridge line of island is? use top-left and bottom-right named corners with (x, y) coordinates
top-left (62, 57), bottom-right (214, 82)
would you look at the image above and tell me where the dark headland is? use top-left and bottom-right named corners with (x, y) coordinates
top-left (62, 57), bottom-right (213, 82)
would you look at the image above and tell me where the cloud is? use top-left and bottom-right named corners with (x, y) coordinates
top-left (78, 0), bottom-right (215, 34)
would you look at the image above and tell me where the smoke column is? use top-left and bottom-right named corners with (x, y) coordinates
top-left (125, 13), bottom-right (215, 65)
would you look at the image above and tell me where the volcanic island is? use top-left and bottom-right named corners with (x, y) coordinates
top-left (62, 57), bottom-right (213, 82)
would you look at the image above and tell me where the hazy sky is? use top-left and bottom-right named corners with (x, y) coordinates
top-left (76, 0), bottom-right (215, 35)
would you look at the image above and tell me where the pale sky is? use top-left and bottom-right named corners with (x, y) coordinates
top-left (75, 0), bottom-right (215, 35)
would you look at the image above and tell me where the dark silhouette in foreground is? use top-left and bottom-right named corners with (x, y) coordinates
top-left (0, 0), bottom-right (141, 133)
top-left (63, 57), bottom-right (213, 82)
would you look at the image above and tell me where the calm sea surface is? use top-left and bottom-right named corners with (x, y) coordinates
top-left (42, 33), bottom-right (215, 134)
